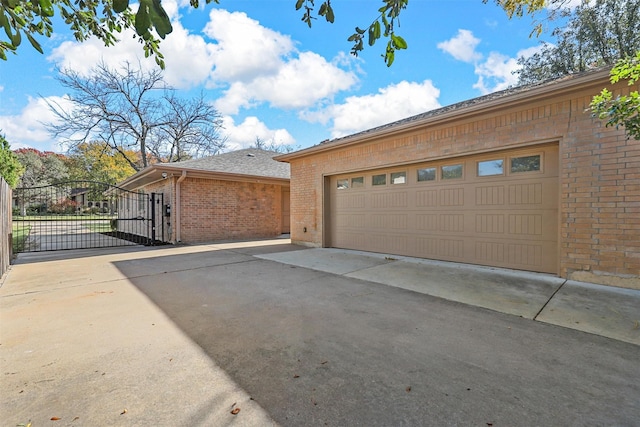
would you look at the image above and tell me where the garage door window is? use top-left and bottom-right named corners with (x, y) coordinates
top-left (372, 174), bottom-right (386, 186)
top-left (511, 155), bottom-right (541, 173)
top-left (351, 177), bottom-right (364, 188)
top-left (391, 172), bottom-right (406, 184)
top-left (477, 159), bottom-right (504, 177)
top-left (337, 179), bottom-right (349, 189)
top-left (442, 164), bottom-right (463, 180)
top-left (417, 167), bottom-right (436, 182)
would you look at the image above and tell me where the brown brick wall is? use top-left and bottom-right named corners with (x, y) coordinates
top-left (288, 77), bottom-right (639, 284)
top-left (178, 177), bottom-right (284, 243)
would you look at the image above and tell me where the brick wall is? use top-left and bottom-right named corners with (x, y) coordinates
top-left (178, 177), bottom-right (284, 242)
top-left (287, 75), bottom-right (639, 286)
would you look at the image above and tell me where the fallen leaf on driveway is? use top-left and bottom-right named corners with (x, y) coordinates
top-left (50, 417), bottom-right (61, 421)
top-left (231, 408), bottom-right (240, 415)
top-left (406, 386), bottom-right (411, 392)
top-left (120, 409), bottom-right (127, 415)
top-left (293, 374), bottom-right (300, 378)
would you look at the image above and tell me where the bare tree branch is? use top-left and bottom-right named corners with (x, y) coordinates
top-left (45, 61), bottom-right (225, 171)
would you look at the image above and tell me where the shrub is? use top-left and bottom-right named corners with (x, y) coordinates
top-left (49, 198), bottom-right (79, 214)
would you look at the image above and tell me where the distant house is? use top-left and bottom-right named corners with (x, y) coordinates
top-left (69, 187), bottom-right (114, 213)
top-left (276, 68), bottom-right (639, 288)
top-left (115, 148), bottom-right (290, 244)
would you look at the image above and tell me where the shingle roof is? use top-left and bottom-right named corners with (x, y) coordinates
top-left (164, 148), bottom-right (290, 179)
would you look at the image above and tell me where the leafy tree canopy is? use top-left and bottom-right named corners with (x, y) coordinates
top-left (516, 0), bottom-right (640, 85)
top-left (590, 52), bottom-right (640, 140)
top-left (64, 141), bottom-right (137, 184)
top-left (0, 132), bottom-right (24, 187)
top-left (2, 0), bottom-right (560, 68)
top-left (14, 148), bottom-right (69, 187)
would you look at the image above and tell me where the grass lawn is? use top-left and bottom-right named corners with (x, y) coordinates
top-left (12, 215), bottom-right (116, 221)
top-left (84, 221), bottom-right (114, 233)
top-left (11, 223), bottom-right (31, 254)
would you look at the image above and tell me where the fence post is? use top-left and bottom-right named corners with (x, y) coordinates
top-left (1, 177), bottom-right (11, 279)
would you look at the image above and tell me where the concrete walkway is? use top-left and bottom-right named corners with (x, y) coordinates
top-left (257, 247), bottom-right (640, 346)
top-left (1, 240), bottom-right (639, 426)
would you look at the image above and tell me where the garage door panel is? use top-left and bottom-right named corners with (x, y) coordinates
top-left (328, 145), bottom-right (559, 274)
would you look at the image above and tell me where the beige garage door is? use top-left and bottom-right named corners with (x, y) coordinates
top-left (327, 145), bottom-right (559, 274)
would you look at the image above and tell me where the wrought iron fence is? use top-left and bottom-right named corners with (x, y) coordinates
top-left (12, 181), bottom-right (164, 253)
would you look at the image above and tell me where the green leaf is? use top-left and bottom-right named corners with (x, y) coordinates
top-left (295, 0), bottom-right (304, 10)
top-left (134, 3), bottom-right (151, 36)
top-left (38, 0), bottom-right (55, 17)
top-left (149, 0), bottom-right (172, 38)
top-left (355, 26), bottom-right (365, 35)
top-left (326, 4), bottom-right (334, 23)
top-left (25, 32), bottom-right (43, 53)
top-left (10, 28), bottom-right (21, 46)
top-left (386, 50), bottom-right (395, 67)
top-left (113, 0), bottom-right (130, 13)
top-left (391, 34), bottom-right (407, 49)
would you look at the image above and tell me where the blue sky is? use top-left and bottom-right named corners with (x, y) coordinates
top-left (0, 0), bottom-right (571, 153)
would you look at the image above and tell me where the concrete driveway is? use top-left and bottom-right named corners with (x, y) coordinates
top-left (19, 220), bottom-right (137, 251)
top-left (1, 240), bottom-right (639, 426)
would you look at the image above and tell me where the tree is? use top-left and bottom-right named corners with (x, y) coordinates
top-left (64, 141), bottom-right (137, 184)
top-left (516, 0), bottom-right (640, 84)
top-left (251, 137), bottom-right (297, 154)
top-left (0, 132), bottom-right (24, 187)
top-left (47, 61), bottom-right (226, 171)
top-left (2, 0), bottom-right (560, 68)
top-left (149, 93), bottom-right (226, 163)
top-left (14, 148), bottom-right (69, 187)
top-left (590, 52), bottom-right (640, 140)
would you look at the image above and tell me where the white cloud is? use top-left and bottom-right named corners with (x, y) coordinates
top-left (0, 96), bottom-right (70, 152)
top-left (215, 51), bottom-right (358, 114)
top-left (473, 45), bottom-right (547, 94)
top-left (560, 0), bottom-right (586, 9)
top-left (48, 7), bottom-right (357, 119)
top-left (48, 3), bottom-right (217, 89)
top-left (473, 52), bottom-right (520, 94)
top-left (437, 29), bottom-right (482, 63)
top-left (220, 116), bottom-right (295, 151)
top-left (438, 30), bottom-right (547, 95)
top-left (204, 9), bottom-right (295, 82)
top-left (302, 80), bottom-right (441, 139)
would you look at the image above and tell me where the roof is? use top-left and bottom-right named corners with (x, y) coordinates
top-left (275, 67), bottom-right (613, 162)
top-left (162, 148), bottom-right (290, 179)
top-left (116, 148), bottom-right (290, 191)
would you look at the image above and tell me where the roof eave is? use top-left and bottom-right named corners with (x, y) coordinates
top-left (116, 164), bottom-right (289, 190)
top-left (275, 69), bottom-right (612, 163)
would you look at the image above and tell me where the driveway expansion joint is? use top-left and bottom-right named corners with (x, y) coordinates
top-left (533, 279), bottom-right (568, 321)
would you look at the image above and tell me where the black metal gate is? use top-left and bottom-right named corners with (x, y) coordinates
top-left (12, 181), bottom-right (165, 253)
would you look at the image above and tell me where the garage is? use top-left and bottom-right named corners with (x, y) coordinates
top-left (327, 144), bottom-right (559, 274)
